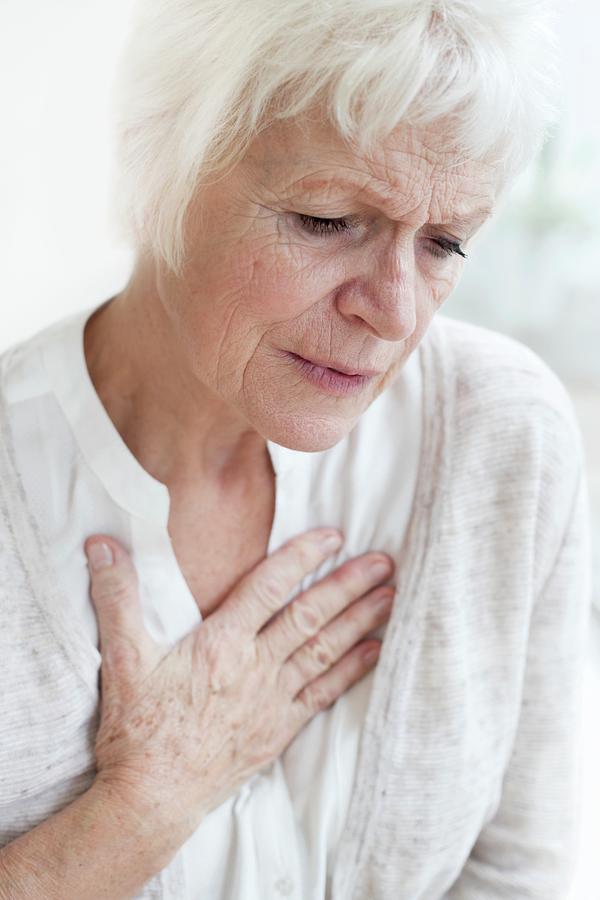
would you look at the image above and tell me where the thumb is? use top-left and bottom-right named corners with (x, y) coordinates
top-left (84, 536), bottom-right (157, 686)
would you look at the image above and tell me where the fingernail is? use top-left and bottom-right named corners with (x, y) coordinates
top-left (320, 531), bottom-right (343, 553)
top-left (364, 643), bottom-right (381, 664)
top-left (369, 558), bottom-right (392, 579)
top-left (87, 541), bottom-right (114, 571)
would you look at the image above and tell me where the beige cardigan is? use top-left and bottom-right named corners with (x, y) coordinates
top-left (0, 313), bottom-right (592, 899)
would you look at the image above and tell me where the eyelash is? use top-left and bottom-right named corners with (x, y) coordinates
top-left (297, 214), bottom-right (467, 260)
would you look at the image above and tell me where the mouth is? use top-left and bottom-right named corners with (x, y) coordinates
top-left (283, 351), bottom-right (381, 397)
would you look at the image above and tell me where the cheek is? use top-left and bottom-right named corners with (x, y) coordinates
top-left (173, 240), bottom-right (329, 390)
top-left (170, 238), bottom-right (314, 349)
top-left (235, 242), bottom-right (327, 325)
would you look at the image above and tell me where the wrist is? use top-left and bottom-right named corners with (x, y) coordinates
top-left (90, 774), bottom-right (183, 873)
top-left (0, 777), bottom-right (182, 900)
top-left (92, 770), bottom-right (201, 865)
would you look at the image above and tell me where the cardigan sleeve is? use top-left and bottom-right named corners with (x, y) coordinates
top-left (444, 448), bottom-right (593, 898)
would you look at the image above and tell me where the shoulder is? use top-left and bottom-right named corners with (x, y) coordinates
top-left (433, 314), bottom-right (575, 411)
top-left (0, 316), bottom-right (65, 408)
top-left (427, 315), bottom-right (587, 591)
top-left (430, 314), bottom-right (583, 461)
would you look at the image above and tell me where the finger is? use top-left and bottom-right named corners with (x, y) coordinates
top-left (84, 536), bottom-right (158, 690)
top-left (259, 552), bottom-right (394, 663)
top-left (281, 586), bottom-right (394, 698)
top-left (290, 639), bottom-right (382, 726)
top-left (217, 527), bottom-right (344, 635)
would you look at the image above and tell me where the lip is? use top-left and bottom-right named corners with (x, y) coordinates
top-left (283, 351), bottom-right (381, 397)
top-left (287, 352), bottom-right (382, 377)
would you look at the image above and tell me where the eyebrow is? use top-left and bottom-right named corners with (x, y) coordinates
top-left (292, 175), bottom-right (494, 230)
top-left (446, 210), bottom-right (494, 231)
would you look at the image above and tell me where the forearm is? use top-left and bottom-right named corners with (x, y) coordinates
top-left (0, 778), bottom-right (179, 900)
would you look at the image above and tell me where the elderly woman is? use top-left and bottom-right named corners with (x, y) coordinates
top-left (0, 0), bottom-right (592, 898)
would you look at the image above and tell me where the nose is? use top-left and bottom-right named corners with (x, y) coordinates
top-left (335, 240), bottom-right (417, 342)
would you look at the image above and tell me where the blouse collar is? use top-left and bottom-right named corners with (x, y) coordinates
top-left (41, 300), bottom-right (300, 526)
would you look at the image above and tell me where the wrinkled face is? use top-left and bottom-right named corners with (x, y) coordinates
top-left (156, 111), bottom-right (499, 451)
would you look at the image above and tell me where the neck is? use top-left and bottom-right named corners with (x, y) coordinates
top-left (83, 266), bottom-right (271, 494)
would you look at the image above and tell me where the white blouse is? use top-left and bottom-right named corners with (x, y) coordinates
top-left (2, 300), bottom-right (422, 899)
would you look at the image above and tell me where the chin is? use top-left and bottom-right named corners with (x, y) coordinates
top-left (259, 410), bottom-right (358, 453)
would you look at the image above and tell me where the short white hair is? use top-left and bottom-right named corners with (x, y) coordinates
top-left (109, 0), bottom-right (560, 277)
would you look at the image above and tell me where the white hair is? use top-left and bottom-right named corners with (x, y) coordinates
top-left (108, 0), bottom-right (561, 277)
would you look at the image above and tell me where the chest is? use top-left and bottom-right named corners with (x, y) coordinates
top-left (166, 478), bottom-right (276, 619)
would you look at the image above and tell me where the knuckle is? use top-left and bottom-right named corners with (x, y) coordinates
top-left (90, 574), bottom-right (133, 606)
top-left (102, 632), bottom-right (142, 674)
top-left (306, 634), bottom-right (335, 670)
top-left (289, 598), bottom-right (320, 637)
top-left (255, 572), bottom-right (285, 608)
top-left (292, 685), bottom-right (312, 715)
top-left (197, 626), bottom-right (253, 691)
top-left (308, 684), bottom-right (334, 714)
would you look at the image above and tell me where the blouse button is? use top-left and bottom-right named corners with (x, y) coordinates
top-left (273, 875), bottom-right (294, 896)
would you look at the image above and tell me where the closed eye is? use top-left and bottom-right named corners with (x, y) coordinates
top-left (296, 214), bottom-right (467, 259)
top-left (429, 237), bottom-right (467, 260)
top-left (298, 214), bottom-right (353, 235)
